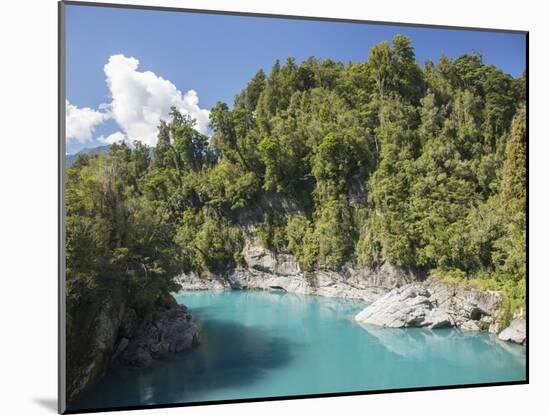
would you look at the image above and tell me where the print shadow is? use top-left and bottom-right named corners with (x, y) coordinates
top-left (71, 316), bottom-right (295, 410)
top-left (33, 398), bottom-right (57, 412)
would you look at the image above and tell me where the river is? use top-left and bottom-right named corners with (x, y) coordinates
top-left (72, 290), bottom-right (526, 410)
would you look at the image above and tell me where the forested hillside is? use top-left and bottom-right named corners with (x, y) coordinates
top-left (66, 34), bottom-right (526, 357)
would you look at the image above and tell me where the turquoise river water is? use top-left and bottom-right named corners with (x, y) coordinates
top-left (72, 290), bottom-right (526, 410)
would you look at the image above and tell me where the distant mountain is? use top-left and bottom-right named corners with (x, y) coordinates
top-left (65, 145), bottom-right (111, 168)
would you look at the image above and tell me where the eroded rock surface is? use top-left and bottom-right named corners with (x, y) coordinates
top-left (114, 305), bottom-right (199, 368)
top-left (176, 239), bottom-right (418, 303)
top-left (425, 277), bottom-right (502, 328)
top-left (354, 279), bottom-right (503, 333)
top-left (498, 318), bottom-right (526, 345)
top-left (67, 297), bottom-right (199, 405)
top-left (354, 285), bottom-right (453, 328)
top-left (176, 239), bottom-right (509, 338)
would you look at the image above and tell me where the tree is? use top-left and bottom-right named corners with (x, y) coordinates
top-left (66, 37), bottom-right (528, 368)
top-left (210, 102), bottom-right (254, 172)
top-left (493, 107), bottom-right (526, 281)
top-left (391, 35), bottom-right (425, 103)
top-left (359, 97), bottom-right (420, 267)
top-left (369, 41), bottom-right (393, 96)
top-left (235, 69), bottom-right (266, 112)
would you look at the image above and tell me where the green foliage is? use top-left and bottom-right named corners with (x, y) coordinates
top-left (314, 196), bottom-right (354, 268)
top-left (362, 97), bottom-right (420, 267)
top-left (256, 211), bottom-right (288, 252)
top-left (369, 41), bottom-right (393, 97)
top-left (422, 106), bottom-right (526, 316)
top-left (285, 215), bottom-right (318, 270)
top-left (65, 142), bottom-right (185, 381)
top-left (367, 35), bottom-right (425, 102)
top-left (492, 107), bottom-right (527, 284)
top-left (176, 209), bottom-right (244, 275)
top-left (199, 159), bottom-right (260, 210)
top-left (235, 69), bottom-right (266, 112)
top-left (66, 36), bottom-right (527, 331)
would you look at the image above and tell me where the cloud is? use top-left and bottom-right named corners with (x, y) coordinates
top-left (65, 55), bottom-right (210, 147)
top-left (66, 100), bottom-right (108, 143)
top-left (97, 131), bottom-right (127, 145)
top-left (103, 54), bottom-right (210, 146)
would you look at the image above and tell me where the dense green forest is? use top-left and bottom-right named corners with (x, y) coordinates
top-left (66, 35), bottom-right (526, 344)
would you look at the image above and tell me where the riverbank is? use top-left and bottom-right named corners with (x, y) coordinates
top-left (66, 293), bottom-right (199, 407)
top-left (175, 239), bottom-right (526, 345)
top-left (174, 239), bottom-right (419, 303)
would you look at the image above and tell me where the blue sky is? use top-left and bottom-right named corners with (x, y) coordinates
top-left (65, 4), bottom-right (526, 154)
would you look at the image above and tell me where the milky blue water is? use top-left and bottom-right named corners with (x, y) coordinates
top-left (71, 290), bottom-right (526, 411)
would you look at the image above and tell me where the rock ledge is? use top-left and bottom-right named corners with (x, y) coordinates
top-left (498, 318), bottom-right (526, 345)
top-left (354, 279), bottom-right (505, 337)
top-left (114, 304), bottom-right (199, 368)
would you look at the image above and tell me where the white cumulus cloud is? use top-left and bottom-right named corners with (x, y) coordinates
top-left (97, 131), bottom-right (127, 145)
top-left (66, 100), bottom-right (108, 143)
top-left (103, 54), bottom-right (210, 146)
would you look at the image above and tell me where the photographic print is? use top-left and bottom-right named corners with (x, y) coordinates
top-left (59, 1), bottom-right (527, 413)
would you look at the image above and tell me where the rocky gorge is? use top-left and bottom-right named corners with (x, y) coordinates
top-left (67, 293), bottom-right (199, 405)
top-left (176, 238), bottom-right (526, 346)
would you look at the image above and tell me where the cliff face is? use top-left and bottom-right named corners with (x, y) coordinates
top-left (66, 293), bottom-right (199, 406)
top-left (67, 297), bottom-right (127, 404)
top-left (176, 238), bottom-right (420, 303)
top-left (176, 238), bottom-right (511, 335)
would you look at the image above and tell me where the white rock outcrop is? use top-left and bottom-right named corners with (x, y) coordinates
top-left (176, 239), bottom-right (417, 303)
top-left (176, 239), bottom-right (505, 335)
top-left (498, 318), bottom-right (526, 345)
top-left (354, 285), bottom-right (453, 328)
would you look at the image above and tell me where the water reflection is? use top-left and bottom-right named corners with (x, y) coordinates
top-left (358, 323), bottom-right (526, 372)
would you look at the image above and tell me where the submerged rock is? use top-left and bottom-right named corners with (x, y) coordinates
top-left (498, 318), bottom-right (526, 345)
top-left (354, 285), bottom-right (452, 329)
top-left (132, 346), bottom-right (153, 368)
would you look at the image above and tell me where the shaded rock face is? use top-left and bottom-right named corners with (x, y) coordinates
top-left (66, 299), bottom-right (126, 405)
top-left (67, 298), bottom-right (199, 405)
top-left (425, 277), bottom-right (502, 328)
top-left (244, 239), bottom-right (302, 277)
top-left (176, 239), bottom-right (418, 303)
top-left (354, 279), bottom-right (503, 332)
top-left (114, 305), bottom-right (199, 368)
top-left (498, 318), bottom-right (526, 345)
top-left (119, 307), bottom-right (138, 339)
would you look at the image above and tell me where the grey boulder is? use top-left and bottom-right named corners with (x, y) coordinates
top-left (354, 285), bottom-right (453, 329)
top-left (498, 318), bottom-right (526, 345)
top-left (460, 320), bottom-right (481, 331)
